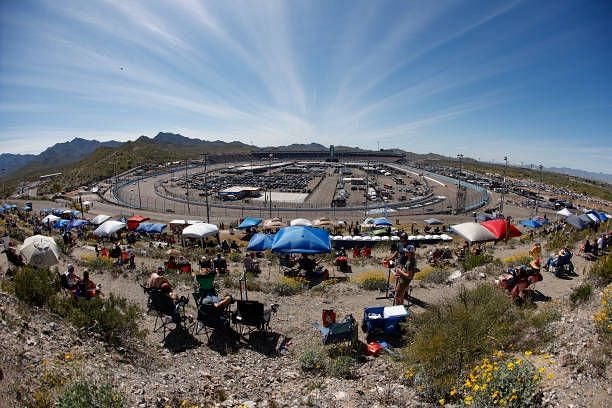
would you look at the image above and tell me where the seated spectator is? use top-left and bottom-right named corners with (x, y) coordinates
top-left (177, 256), bottom-right (189, 266)
top-left (230, 240), bottom-right (239, 252)
top-left (221, 240), bottom-right (230, 254)
top-left (3, 241), bottom-right (25, 267)
top-left (212, 253), bottom-right (228, 274)
top-left (78, 270), bottom-right (100, 298)
top-left (361, 246), bottom-right (372, 258)
top-left (243, 252), bottom-right (261, 274)
top-left (298, 254), bottom-right (316, 273)
top-left (62, 264), bottom-right (81, 291)
top-left (199, 256), bottom-right (212, 272)
top-left (128, 250), bottom-right (136, 269)
top-left (110, 243), bottom-right (122, 263)
top-left (352, 246), bottom-right (361, 258)
top-left (199, 292), bottom-right (234, 310)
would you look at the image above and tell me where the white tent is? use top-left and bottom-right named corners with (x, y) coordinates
top-left (93, 220), bottom-right (126, 237)
top-left (182, 223), bottom-right (219, 239)
top-left (451, 222), bottom-right (497, 243)
top-left (91, 214), bottom-right (112, 225)
top-left (290, 218), bottom-right (313, 227)
top-left (41, 214), bottom-right (60, 224)
top-left (19, 235), bottom-right (60, 267)
top-left (556, 208), bottom-right (572, 217)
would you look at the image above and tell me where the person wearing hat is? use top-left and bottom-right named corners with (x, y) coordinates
top-left (384, 233), bottom-right (416, 305)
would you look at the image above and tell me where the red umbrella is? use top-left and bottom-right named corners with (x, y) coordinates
top-left (480, 219), bottom-right (522, 240)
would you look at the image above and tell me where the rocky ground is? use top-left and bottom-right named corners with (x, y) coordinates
top-left (1, 234), bottom-right (611, 407)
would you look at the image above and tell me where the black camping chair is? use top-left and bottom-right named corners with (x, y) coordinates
top-left (194, 302), bottom-right (231, 340)
top-left (232, 300), bottom-right (278, 337)
top-left (141, 284), bottom-right (187, 337)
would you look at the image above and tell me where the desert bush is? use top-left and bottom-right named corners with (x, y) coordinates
top-left (421, 269), bottom-right (451, 285)
top-left (460, 253), bottom-right (493, 271)
top-left (57, 381), bottom-right (125, 408)
top-left (403, 284), bottom-right (518, 400)
top-left (14, 266), bottom-right (58, 307)
top-left (545, 229), bottom-right (589, 252)
top-left (354, 270), bottom-right (388, 291)
top-left (229, 252), bottom-right (242, 263)
top-left (326, 355), bottom-right (356, 379)
top-left (589, 253), bottom-right (612, 287)
top-left (273, 277), bottom-right (307, 296)
top-left (570, 283), bottom-right (593, 306)
top-left (453, 352), bottom-right (542, 407)
top-left (502, 253), bottom-right (531, 267)
top-left (299, 348), bottom-right (327, 374)
top-left (594, 284), bottom-right (612, 340)
top-left (85, 256), bottom-right (114, 272)
top-left (50, 294), bottom-right (145, 346)
top-left (413, 265), bottom-right (434, 281)
top-left (55, 239), bottom-right (72, 256)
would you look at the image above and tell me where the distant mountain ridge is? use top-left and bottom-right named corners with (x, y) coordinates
top-left (545, 167), bottom-right (612, 184)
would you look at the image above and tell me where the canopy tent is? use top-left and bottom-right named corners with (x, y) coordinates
top-left (247, 233), bottom-right (275, 252)
top-left (373, 217), bottom-right (392, 227)
top-left (263, 218), bottom-right (286, 229)
top-left (585, 213), bottom-right (601, 224)
top-left (41, 214), bottom-right (60, 224)
top-left (578, 214), bottom-right (594, 225)
top-left (127, 215), bottom-right (150, 231)
top-left (476, 213), bottom-right (495, 222)
top-left (532, 216), bottom-right (549, 225)
top-left (271, 226), bottom-right (331, 254)
top-left (556, 208), bottom-right (572, 217)
top-left (91, 214), bottom-right (111, 225)
top-left (93, 220), bottom-right (126, 237)
top-left (597, 212), bottom-right (608, 222)
top-left (237, 217), bottom-right (262, 230)
top-left (67, 219), bottom-right (89, 230)
top-left (51, 209), bottom-right (64, 216)
top-left (565, 215), bottom-right (588, 230)
top-left (19, 235), bottom-right (60, 267)
top-left (451, 222), bottom-right (497, 243)
top-left (136, 222), bottom-right (167, 234)
top-left (313, 217), bottom-right (335, 228)
top-left (480, 219), bottom-right (522, 240)
top-left (61, 209), bottom-right (81, 219)
top-left (520, 219), bottom-right (543, 229)
top-left (290, 218), bottom-right (313, 227)
top-left (181, 223), bottom-right (219, 239)
top-left (424, 218), bottom-right (443, 225)
top-left (53, 219), bottom-right (70, 229)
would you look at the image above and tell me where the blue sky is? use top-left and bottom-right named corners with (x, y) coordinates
top-left (1, 0), bottom-right (611, 173)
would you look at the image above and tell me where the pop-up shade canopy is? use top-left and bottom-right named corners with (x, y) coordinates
top-left (247, 233), bottom-right (275, 251)
top-left (93, 220), bottom-right (126, 237)
top-left (271, 226), bottom-right (331, 254)
top-left (237, 217), bottom-right (262, 230)
top-left (91, 214), bottom-right (111, 225)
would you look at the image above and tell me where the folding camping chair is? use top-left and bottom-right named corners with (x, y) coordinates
top-left (192, 273), bottom-right (217, 305)
top-left (232, 300), bottom-right (278, 337)
top-left (141, 284), bottom-right (187, 337)
top-left (316, 315), bottom-right (358, 348)
top-left (194, 302), bottom-right (231, 340)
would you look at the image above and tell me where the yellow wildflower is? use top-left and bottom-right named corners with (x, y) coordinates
top-left (64, 353), bottom-right (72, 361)
top-left (439, 398), bottom-right (445, 406)
top-left (450, 388), bottom-right (457, 396)
top-left (464, 395), bottom-right (473, 405)
top-left (548, 373), bottom-right (554, 380)
top-left (524, 350), bottom-right (533, 357)
top-left (494, 350), bottom-right (503, 358)
top-left (473, 384), bottom-right (480, 392)
top-left (538, 367), bottom-right (546, 373)
top-left (506, 362), bottom-right (515, 371)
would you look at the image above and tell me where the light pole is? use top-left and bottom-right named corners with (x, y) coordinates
top-left (184, 160), bottom-right (190, 215)
top-left (364, 161), bottom-right (369, 217)
top-left (136, 164), bottom-right (142, 209)
top-left (535, 164), bottom-right (543, 215)
top-left (500, 155), bottom-right (508, 214)
top-left (201, 153), bottom-right (210, 223)
top-left (455, 154), bottom-right (464, 214)
top-left (268, 153), bottom-right (273, 217)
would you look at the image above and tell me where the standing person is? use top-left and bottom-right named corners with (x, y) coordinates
top-left (384, 233), bottom-right (416, 305)
top-left (597, 234), bottom-right (605, 256)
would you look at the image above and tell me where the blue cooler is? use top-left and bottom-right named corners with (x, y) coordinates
top-left (362, 305), bottom-right (409, 335)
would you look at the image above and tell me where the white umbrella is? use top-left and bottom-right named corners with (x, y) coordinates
top-left (342, 235), bottom-right (353, 241)
top-left (313, 217), bottom-right (335, 228)
top-left (169, 219), bottom-right (189, 225)
top-left (352, 235), bottom-right (363, 241)
top-left (263, 218), bottom-right (286, 228)
top-left (372, 236), bottom-right (382, 241)
top-left (93, 220), bottom-right (126, 237)
top-left (381, 236), bottom-right (390, 241)
top-left (41, 214), bottom-right (60, 224)
top-left (181, 223), bottom-right (219, 239)
top-left (19, 235), bottom-right (60, 267)
top-left (556, 208), bottom-right (572, 217)
top-left (440, 234), bottom-right (453, 241)
top-left (290, 218), bottom-right (312, 226)
top-left (450, 222), bottom-right (497, 243)
top-left (91, 214), bottom-right (111, 225)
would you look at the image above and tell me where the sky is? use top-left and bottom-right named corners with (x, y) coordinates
top-left (1, 0), bottom-right (611, 173)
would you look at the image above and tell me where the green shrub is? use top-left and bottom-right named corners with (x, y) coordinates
top-left (58, 381), bottom-right (125, 408)
top-left (354, 270), bottom-right (389, 291)
top-left (272, 277), bottom-right (307, 296)
top-left (589, 253), bottom-right (612, 287)
top-left (570, 283), bottom-right (593, 306)
top-left (460, 254), bottom-right (493, 271)
top-left (404, 284), bottom-right (518, 400)
top-left (456, 354), bottom-right (541, 407)
top-left (14, 266), bottom-right (58, 307)
top-left (326, 355), bottom-right (356, 379)
top-left (545, 229), bottom-right (589, 252)
top-left (50, 294), bottom-right (145, 346)
top-left (229, 252), bottom-right (242, 263)
top-left (299, 348), bottom-right (327, 374)
top-left (86, 256), bottom-right (114, 272)
top-left (422, 269), bottom-right (451, 285)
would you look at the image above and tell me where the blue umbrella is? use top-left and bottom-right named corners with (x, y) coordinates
top-left (136, 222), bottom-right (154, 233)
top-left (271, 226), bottom-right (331, 254)
top-left (565, 215), bottom-right (587, 230)
top-left (67, 219), bottom-right (89, 230)
top-left (53, 219), bottom-right (70, 229)
top-left (247, 233), bottom-right (275, 251)
top-left (520, 219), bottom-right (542, 229)
top-left (579, 214), bottom-right (595, 225)
top-left (237, 216), bottom-right (263, 230)
top-left (147, 223), bottom-right (167, 234)
top-left (51, 208), bottom-right (64, 216)
top-left (373, 217), bottom-right (392, 227)
top-left (597, 212), bottom-right (608, 222)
